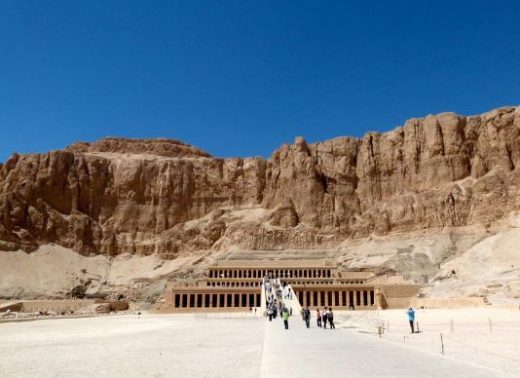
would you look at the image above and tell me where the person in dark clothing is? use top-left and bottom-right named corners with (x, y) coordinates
top-left (328, 307), bottom-right (335, 329)
top-left (303, 306), bottom-right (311, 328)
top-left (322, 307), bottom-right (328, 329)
top-left (316, 309), bottom-right (322, 327)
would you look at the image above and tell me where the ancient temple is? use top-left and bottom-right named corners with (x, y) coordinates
top-left (158, 259), bottom-right (421, 312)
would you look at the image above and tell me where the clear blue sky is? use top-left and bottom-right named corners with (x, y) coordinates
top-left (1, 1), bottom-right (519, 162)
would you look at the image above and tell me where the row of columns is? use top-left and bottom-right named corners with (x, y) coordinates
top-left (207, 281), bottom-right (261, 287)
top-left (172, 292), bottom-right (262, 309)
top-left (209, 268), bottom-right (332, 279)
top-left (296, 289), bottom-right (375, 308)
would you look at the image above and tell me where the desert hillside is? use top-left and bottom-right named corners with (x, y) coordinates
top-left (1, 106), bottom-right (519, 301)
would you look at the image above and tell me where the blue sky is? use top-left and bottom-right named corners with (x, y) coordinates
top-left (1, 1), bottom-right (519, 162)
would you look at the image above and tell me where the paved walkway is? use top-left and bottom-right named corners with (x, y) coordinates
top-left (260, 313), bottom-right (509, 378)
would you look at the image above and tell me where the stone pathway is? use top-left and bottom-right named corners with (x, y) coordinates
top-left (260, 312), bottom-right (510, 378)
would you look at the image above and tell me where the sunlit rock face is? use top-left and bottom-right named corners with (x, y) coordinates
top-left (1, 106), bottom-right (519, 257)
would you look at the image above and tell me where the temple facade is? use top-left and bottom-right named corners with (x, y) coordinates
top-left (158, 260), bottom-right (420, 312)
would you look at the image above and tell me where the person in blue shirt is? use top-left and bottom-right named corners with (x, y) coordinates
top-left (407, 307), bottom-right (416, 333)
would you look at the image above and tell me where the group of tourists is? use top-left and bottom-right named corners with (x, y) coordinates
top-left (301, 306), bottom-right (335, 329)
top-left (264, 278), bottom-right (294, 329)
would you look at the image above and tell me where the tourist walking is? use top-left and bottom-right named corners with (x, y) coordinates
top-left (328, 307), bottom-right (335, 329)
top-left (268, 307), bottom-right (273, 321)
top-left (303, 306), bottom-right (311, 328)
top-left (282, 308), bottom-right (290, 330)
top-left (322, 307), bottom-right (328, 329)
top-left (316, 309), bottom-right (322, 327)
top-left (407, 307), bottom-right (416, 333)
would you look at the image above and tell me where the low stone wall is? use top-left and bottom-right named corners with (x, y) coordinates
top-left (381, 285), bottom-right (422, 298)
top-left (19, 300), bottom-right (96, 313)
top-left (379, 284), bottom-right (422, 309)
top-left (411, 297), bottom-right (487, 309)
top-left (383, 297), bottom-right (411, 309)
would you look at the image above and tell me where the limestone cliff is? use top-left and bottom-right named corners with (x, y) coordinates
top-left (1, 106), bottom-right (520, 257)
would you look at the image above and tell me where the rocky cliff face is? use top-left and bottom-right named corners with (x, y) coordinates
top-left (1, 106), bottom-right (519, 257)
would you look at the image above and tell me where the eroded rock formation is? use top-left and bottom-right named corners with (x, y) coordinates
top-left (1, 106), bottom-right (519, 257)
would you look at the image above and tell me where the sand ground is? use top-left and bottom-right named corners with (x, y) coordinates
top-left (0, 309), bottom-right (518, 377)
top-left (0, 314), bottom-right (265, 378)
top-left (337, 308), bottom-right (520, 375)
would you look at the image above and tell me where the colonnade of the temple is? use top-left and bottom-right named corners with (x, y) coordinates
top-left (295, 289), bottom-right (375, 308)
top-left (163, 262), bottom-right (378, 312)
top-left (206, 281), bottom-right (262, 287)
top-left (171, 292), bottom-right (262, 309)
top-left (208, 268), bottom-right (333, 279)
top-left (206, 279), bottom-right (364, 287)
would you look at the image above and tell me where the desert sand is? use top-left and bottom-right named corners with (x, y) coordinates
top-left (1, 310), bottom-right (518, 377)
